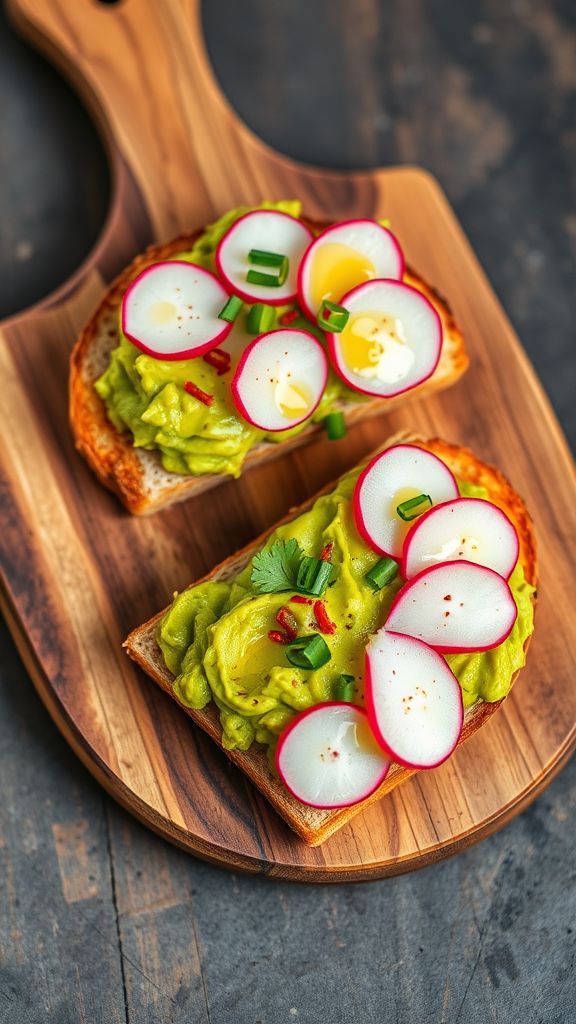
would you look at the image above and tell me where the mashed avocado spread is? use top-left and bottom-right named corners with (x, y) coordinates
top-left (95, 201), bottom-right (354, 478)
top-left (158, 469), bottom-right (535, 757)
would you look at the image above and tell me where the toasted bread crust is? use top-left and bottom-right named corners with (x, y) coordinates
top-left (124, 432), bottom-right (537, 845)
top-left (70, 220), bottom-right (468, 514)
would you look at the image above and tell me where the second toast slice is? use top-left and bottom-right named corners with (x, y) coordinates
top-left (125, 431), bottom-right (537, 845)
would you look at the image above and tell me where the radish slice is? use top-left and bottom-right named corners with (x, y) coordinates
top-left (365, 630), bottom-right (463, 769)
top-left (231, 329), bottom-right (328, 431)
top-left (297, 219), bottom-right (404, 321)
top-left (122, 261), bottom-right (232, 359)
top-left (215, 210), bottom-right (313, 305)
top-left (327, 279), bottom-right (442, 397)
top-left (275, 703), bottom-right (390, 808)
top-left (354, 445), bottom-right (459, 558)
top-left (402, 498), bottom-right (519, 581)
top-left (386, 561), bottom-right (517, 653)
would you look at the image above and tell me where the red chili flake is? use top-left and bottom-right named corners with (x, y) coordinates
top-left (320, 542), bottom-right (334, 562)
top-left (268, 629), bottom-right (289, 644)
top-left (290, 595), bottom-right (313, 605)
top-left (203, 348), bottom-right (231, 375)
top-left (279, 308), bottom-right (299, 326)
top-left (314, 600), bottom-right (336, 635)
top-left (183, 381), bottom-right (214, 406)
top-left (276, 607), bottom-right (298, 640)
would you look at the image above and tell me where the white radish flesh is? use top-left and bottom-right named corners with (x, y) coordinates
top-left (122, 260), bottom-right (232, 359)
top-left (275, 703), bottom-right (390, 808)
top-left (385, 561), bottom-right (517, 653)
top-left (216, 210), bottom-right (313, 304)
top-left (231, 329), bottom-right (327, 431)
top-left (402, 497), bottom-right (519, 580)
top-left (327, 279), bottom-right (442, 397)
top-left (365, 630), bottom-right (463, 768)
top-left (297, 219), bottom-right (404, 320)
top-left (353, 444), bottom-right (459, 558)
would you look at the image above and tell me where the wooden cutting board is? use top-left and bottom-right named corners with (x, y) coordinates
top-left (2, 0), bottom-right (575, 882)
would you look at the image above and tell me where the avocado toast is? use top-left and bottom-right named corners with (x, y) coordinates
top-left (70, 203), bottom-right (468, 514)
top-left (125, 431), bottom-right (537, 846)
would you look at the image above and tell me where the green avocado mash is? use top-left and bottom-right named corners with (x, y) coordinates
top-left (95, 200), bottom-right (355, 478)
top-left (158, 470), bottom-right (535, 757)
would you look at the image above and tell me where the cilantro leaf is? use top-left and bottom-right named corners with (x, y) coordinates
top-left (250, 539), bottom-right (304, 594)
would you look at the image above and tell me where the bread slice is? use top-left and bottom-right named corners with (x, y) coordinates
top-left (70, 219), bottom-right (469, 514)
top-left (124, 431), bottom-right (537, 845)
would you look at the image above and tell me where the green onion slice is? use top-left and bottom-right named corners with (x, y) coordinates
top-left (297, 556), bottom-right (335, 596)
top-left (248, 249), bottom-right (286, 268)
top-left (246, 267), bottom-right (288, 288)
top-left (323, 411), bottom-right (346, 441)
top-left (365, 557), bottom-right (399, 591)
top-left (247, 250), bottom-right (289, 288)
top-left (218, 294), bottom-right (243, 322)
top-left (247, 302), bottom-right (276, 333)
top-left (396, 493), bottom-right (432, 522)
top-left (286, 634), bottom-right (331, 670)
top-left (334, 674), bottom-right (355, 701)
top-left (317, 300), bottom-right (350, 333)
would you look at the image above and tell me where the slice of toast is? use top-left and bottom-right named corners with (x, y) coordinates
top-left (124, 431), bottom-right (537, 846)
top-left (70, 219), bottom-right (469, 514)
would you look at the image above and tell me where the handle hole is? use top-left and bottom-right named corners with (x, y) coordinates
top-left (0, 2), bottom-right (111, 317)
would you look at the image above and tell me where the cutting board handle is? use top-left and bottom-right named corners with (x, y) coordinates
top-left (8, 0), bottom-right (380, 241)
top-left (8, 0), bottom-right (255, 236)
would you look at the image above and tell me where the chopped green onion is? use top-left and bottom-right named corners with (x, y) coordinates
top-left (246, 269), bottom-right (284, 287)
top-left (334, 674), bottom-right (355, 701)
top-left (396, 493), bottom-right (432, 522)
top-left (297, 556), bottom-right (335, 596)
top-left (365, 556), bottom-right (399, 591)
top-left (247, 250), bottom-right (289, 288)
top-left (317, 300), bottom-right (350, 333)
top-left (323, 411), bottom-right (346, 440)
top-left (218, 295), bottom-right (243, 322)
top-left (247, 303), bottom-right (276, 333)
top-left (248, 249), bottom-right (286, 268)
top-left (286, 634), bottom-right (331, 670)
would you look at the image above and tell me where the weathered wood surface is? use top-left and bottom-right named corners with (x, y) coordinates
top-left (1, 0), bottom-right (575, 1020)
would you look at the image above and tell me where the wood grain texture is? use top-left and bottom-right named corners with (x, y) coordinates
top-left (1, 0), bottom-right (575, 882)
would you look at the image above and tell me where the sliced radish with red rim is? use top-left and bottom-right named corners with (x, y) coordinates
top-left (402, 497), bottom-right (519, 581)
top-left (354, 444), bottom-right (459, 558)
top-left (327, 279), bottom-right (442, 397)
top-left (121, 261), bottom-right (232, 360)
top-left (216, 210), bottom-right (313, 304)
top-left (297, 219), bottom-right (404, 321)
top-left (365, 630), bottom-right (463, 769)
top-left (275, 703), bottom-right (390, 808)
top-left (231, 329), bottom-right (328, 431)
top-left (385, 560), bottom-right (517, 653)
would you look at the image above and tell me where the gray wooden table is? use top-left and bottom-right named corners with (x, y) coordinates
top-left (1, 2), bottom-right (574, 1021)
